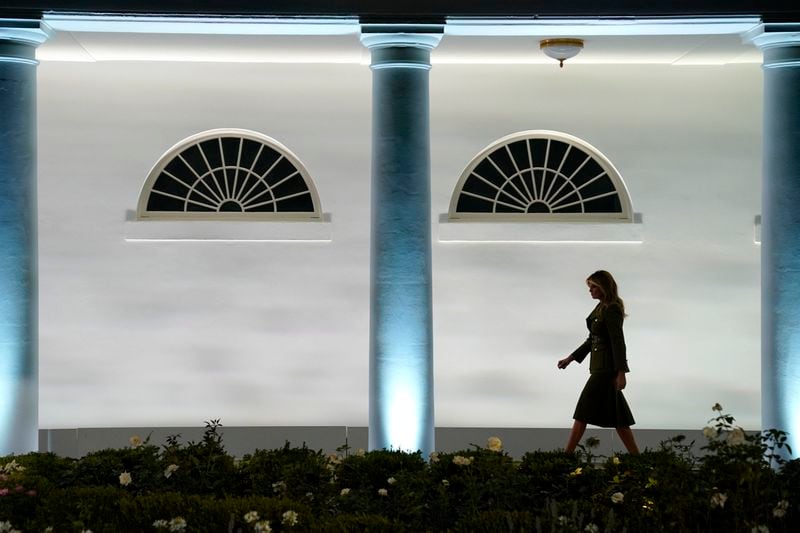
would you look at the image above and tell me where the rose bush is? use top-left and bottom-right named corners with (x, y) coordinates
top-left (0, 405), bottom-right (796, 532)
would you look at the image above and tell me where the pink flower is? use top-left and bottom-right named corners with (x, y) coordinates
top-left (26, 490), bottom-right (37, 497)
top-left (0, 488), bottom-right (9, 496)
top-left (15, 485), bottom-right (24, 493)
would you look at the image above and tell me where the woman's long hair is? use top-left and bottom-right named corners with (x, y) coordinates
top-left (587, 270), bottom-right (625, 315)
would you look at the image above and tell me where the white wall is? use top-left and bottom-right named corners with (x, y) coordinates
top-left (430, 63), bottom-right (761, 429)
top-left (36, 57), bottom-right (762, 431)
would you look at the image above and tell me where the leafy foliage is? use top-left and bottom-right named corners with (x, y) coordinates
top-left (0, 406), bottom-right (797, 532)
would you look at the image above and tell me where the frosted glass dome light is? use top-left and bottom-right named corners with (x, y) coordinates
top-left (540, 38), bottom-right (584, 68)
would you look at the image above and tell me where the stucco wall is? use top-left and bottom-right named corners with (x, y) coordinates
top-left (36, 57), bottom-right (762, 431)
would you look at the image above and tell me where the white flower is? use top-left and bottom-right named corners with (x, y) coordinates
top-left (81, 530), bottom-right (93, 533)
top-left (164, 464), bottom-right (179, 479)
top-left (355, 448), bottom-right (366, 456)
top-left (727, 427), bottom-right (746, 446)
top-left (272, 481), bottom-right (286, 494)
top-left (557, 515), bottom-right (568, 525)
top-left (0, 522), bottom-right (13, 533)
top-left (327, 453), bottom-right (342, 465)
top-left (611, 492), bottom-right (624, 504)
top-left (153, 519), bottom-right (169, 528)
top-left (387, 477), bottom-right (397, 485)
top-left (254, 521), bottom-right (272, 533)
top-left (710, 492), bottom-right (728, 508)
top-left (441, 479), bottom-right (450, 487)
top-left (487, 436), bottom-right (503, 452)
top-left (584, 524), bottom-right (600, 533)
top-left (118, 471), bottom-right (132, 486)
top-left (773, 500), bottom-right (789, 518)
top-left (244, 511), bottom-right (260, 523)
top-left (129, 435), bottom-right (143, 448)
top-left (2, 461), bottom-right (23, 474)
top-left (377, 488), bottom-right (388, 497)
top-left (281, 510), bottom-right (299, 526)
top-left (168, 517), bottom-right (187, 532)
top-left (44, 528), bottom-right (54, 533)
top-left (612, 456), bottom-right (621, 465)
top-left (751, 526), bottom-right (769, 533)
top-left (340, 488), bottom-right (351, 496)
top-left (703, 426), bottom-right (718, 439)
top-left (429, 451), bottom-right (440, 463)
top-left (452, 455), bottom-right (472, 466)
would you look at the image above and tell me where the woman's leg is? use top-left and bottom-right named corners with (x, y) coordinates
top-left (565, 419), bottom-right (587, 453)
top-left (615, 426), bottom-right (640, 454)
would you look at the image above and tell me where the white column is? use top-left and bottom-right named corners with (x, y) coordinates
top-left (0, 19), bottom-right (49, 454)
top-left (361, 27), bottom-right (441, 458)
top-left (746, 23), bottom-right (800, 461)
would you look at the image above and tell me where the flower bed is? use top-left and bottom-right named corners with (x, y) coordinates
top-left (0, 408), bottom-right (797, 532)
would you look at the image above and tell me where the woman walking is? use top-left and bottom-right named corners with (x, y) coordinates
top-left (557, 270), bottom-right (639, 454)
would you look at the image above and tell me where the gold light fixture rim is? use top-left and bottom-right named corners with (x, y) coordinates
top-left (539, 38), bottom-right (585, 50)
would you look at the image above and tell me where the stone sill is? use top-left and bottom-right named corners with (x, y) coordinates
top-left (124, 217), bottom-right (332, 243)
top-left (438, 214), bottom-right (644, 243)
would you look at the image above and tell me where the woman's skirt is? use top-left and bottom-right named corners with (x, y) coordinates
top-left (573, 371), bottom-right (635, 428)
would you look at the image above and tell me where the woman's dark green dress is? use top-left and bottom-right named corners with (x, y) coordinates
top-left (569, 302), bottom-right (635, 427)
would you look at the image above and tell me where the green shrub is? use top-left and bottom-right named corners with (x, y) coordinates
top-left (1, 406), bottom-right (798, 532)
top-left (238, 442), bottom-right (333, 503)
top-left (159, 419), bottom-right (238, 497)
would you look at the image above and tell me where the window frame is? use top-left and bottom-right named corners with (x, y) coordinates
top-left (136, 128), bottom-right (322, 221)
top-left (448, 130), bottom-right (633, 222)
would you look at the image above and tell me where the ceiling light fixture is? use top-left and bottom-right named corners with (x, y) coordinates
top-left (539, 38), bottom-right (584, 68)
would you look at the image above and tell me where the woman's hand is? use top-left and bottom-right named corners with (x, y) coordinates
top-left (615, 371), bottom-right (627, 391)
top-left (557, 356), bottom-right (573, 369)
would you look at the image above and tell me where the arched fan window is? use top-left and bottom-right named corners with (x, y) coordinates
top-left (137, 129), bottom-right (321, 220)
top-left (448, 131), bottom-right (632, 221)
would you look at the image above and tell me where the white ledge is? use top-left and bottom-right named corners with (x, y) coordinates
top-left (124, 218), bottom-right (332, 242)
top-left (445, 17), bottom-right (761, 37)
top-left (438, 215), bottom-right (643, 243)
top-left (43, 15), bottom-right (361, 36)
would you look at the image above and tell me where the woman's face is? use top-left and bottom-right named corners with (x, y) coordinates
top-left (588, 281), bottom-right (604, 300)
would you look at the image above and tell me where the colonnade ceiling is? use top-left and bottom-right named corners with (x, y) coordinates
top-left (37, 31), bottom-right (761, 65)
top-left (2, 0), bottom-right (799, 20)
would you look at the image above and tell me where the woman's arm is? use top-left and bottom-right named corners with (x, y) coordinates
top-left (558, 337), bottom-right (591, 369)
top-left (604, 304), bottom-right (630, 373)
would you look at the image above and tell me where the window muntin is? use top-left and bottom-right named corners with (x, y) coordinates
top-left (137, 129), bottom-right (321, 220)
top-left (448, 130), bottom-right (632, 221)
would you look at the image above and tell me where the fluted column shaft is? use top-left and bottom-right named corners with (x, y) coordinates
top-left (0, 19), bottom-right (48, 454)
top-left (361, 29), bottom-right (441, 458)
top-left (748, 24), bottom-right (800, 461)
